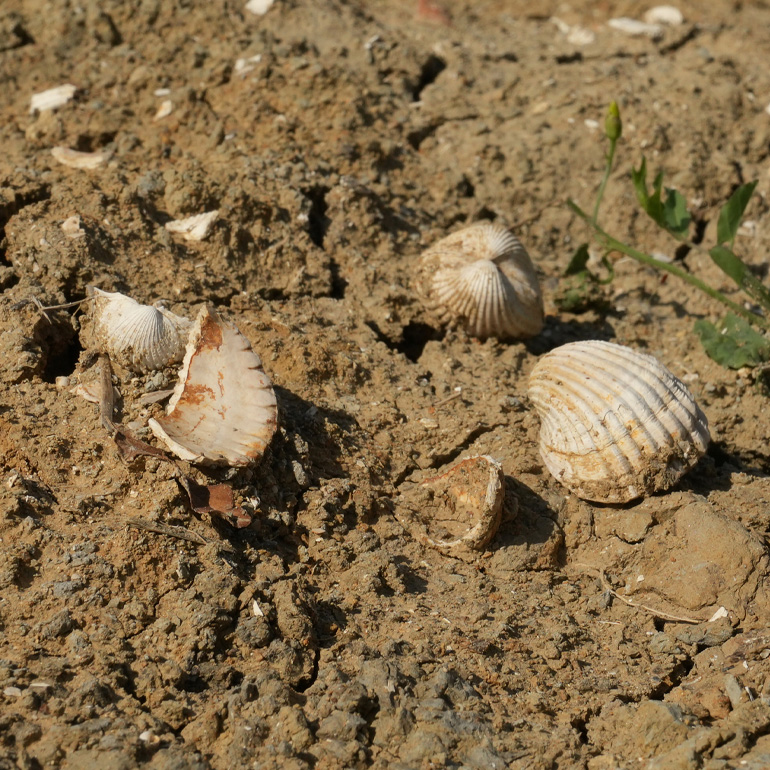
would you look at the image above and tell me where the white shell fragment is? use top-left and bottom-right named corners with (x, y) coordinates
top-left (149, 306), bottom-right (278, 466)
top-left (643, 6), bottom-right (684, 26)
top-left (608, 17), bottom-right (663, 39)
top-left (551, 17), bottom-right (596, 46)
top-left (164, 210), bottom-right (219, 242)
top-left (245, 0), bottom-right (275, 15)
top-left (61, 215), bottom-right (85, 239)
top-left (528, 341), bottom-right (710, 504)
top-left (417, 223), bottom-right (544, 339)
top-left (87, 288), bottom-right (192, 373)
top-left (30, 84), bottom-right (77, 113)
top-left (51, 147), bottom-right (110, 170)
top-left (396, 455), bottom-right (507, 553)
top-left (154, 100), bottom-right (174, 121)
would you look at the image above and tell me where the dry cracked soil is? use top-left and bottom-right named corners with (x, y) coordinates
top-left (2, 1), bottom-right (770, 768)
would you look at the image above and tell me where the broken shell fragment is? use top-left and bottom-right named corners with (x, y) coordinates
top-left (164, 210), bottom-right (219, 241)
top-left (417, 223), bottom-right (544, 339)
top-left (149, 306), bottom-right (278, 466)
top-left (396, 455), bottom-right (506, 553)
top-left (528, 340), bottom-right (710, 503)
top-left (51, 146), bottom-right (111, 170)
top-left (30, 84), bottom-right (77, 113)
top-left (86, 288), bottom-right (192, 373)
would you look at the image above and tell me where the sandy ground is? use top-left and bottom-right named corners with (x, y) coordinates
top-left (2, 1), bottom-right (770, 768)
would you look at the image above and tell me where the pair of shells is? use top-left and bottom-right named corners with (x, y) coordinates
top-left (417, 223), bottom-right (544, 340)
top-left (528, 340), bottom-right (710, 503)
top-left (87, 289), bottom-right (277, 466)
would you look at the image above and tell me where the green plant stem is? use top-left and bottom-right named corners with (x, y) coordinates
top-left (592, 137), bottom-right (617, 225)
top-left (568, 200), bottom-right (770, 332)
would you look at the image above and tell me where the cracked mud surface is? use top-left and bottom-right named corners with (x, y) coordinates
top-left (3, 1), bottom-right (770, 768)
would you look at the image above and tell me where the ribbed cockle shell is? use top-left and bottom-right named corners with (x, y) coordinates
top-left (149, 306), bottom-right (278, 466)
top-left (528, 340), bottom-right (710, 503)
top-left (417, 223), bottom-right (543, 339)
top-left (87, 288), bottom-right (192, 373)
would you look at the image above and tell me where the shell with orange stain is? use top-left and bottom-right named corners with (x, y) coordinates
top-left (149, 306), bottom-right (277, 466)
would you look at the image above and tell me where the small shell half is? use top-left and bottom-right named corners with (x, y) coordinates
top-left (87, 288), bottom-right (192, 373)
top-left (396, 455), bottom-right (506, 552)
top-left (149, 306), bottom-right (278, 466)
top-left (417, 223), bottom-right (543, 339)
top-left (528, 340), bottom-right (710, 503)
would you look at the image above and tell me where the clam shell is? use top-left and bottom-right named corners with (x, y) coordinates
top-left (149, 306), bottom-right (278, 466)
top-left (396, 455), bottom-right (506, 552)
top-left (417, 223), bottom-right (543, 339)
top-left (528, 340), bottom-right (710, 503)
top-left (88, 288), bottom-right (192, 373)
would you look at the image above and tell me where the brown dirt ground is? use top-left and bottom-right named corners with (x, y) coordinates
top-left (2, 1), bottom-right (770, 768)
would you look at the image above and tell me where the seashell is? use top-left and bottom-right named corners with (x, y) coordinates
top-left (608, 17), bottom-right (663, 39)
top-left (51, 146), bottom-right (110, 170)
top-left (87, 288), bottom-right (192, 373)
top-left (417, 223), bottom-right (544, 339)
top-left (154, 100), bottom-right (173, 121)
top-left (149, 306), bottom-right (278, 466)
top-left (61, 215), bottom-right (85, 239)
top-left (164, 210), bottom-right (219, 242)
top-left (396, 455), bottom-right (507, 552)
top-left (528, 340), bottom-right (710, 503)
top-left (643, 5), bottom-right (684, 26)
top-left (245, 0), bottom-right (275, 15)
top-left (30, 84), bottom-right (77, 113)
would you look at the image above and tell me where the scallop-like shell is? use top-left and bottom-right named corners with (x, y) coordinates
top-left (417, 223), bottom-right (543, 339)
top-left (528, 341), bottom-right (710, 503)
top-left (148, 306), bottom-right (278, 466)
top-left (396, 455), bottom-right (507, 552)
top-left (87, 288), bottom-right (192, 373)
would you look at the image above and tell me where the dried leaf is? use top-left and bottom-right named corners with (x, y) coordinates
top-left (177, 476), bottom-right (252, 528)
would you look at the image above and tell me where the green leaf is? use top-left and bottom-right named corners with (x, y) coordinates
top-left (564, 243), bottom-right (590, 276)
top-left (662, 188), bottom-right (691, 240)
top-left (632, 157), bottom-right (690, 239)
top-left (694, 313), bottom-right (770, 369)
top-left (632, 157), bottom-right (653, 213)
top-left (717, 181), bottom-right (757, 246)
top-left (709, 245), bottom-right (770, 312)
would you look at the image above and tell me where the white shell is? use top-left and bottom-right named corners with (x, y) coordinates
top-left (245, 0), bottom-right (275, 15)
top-left (396, 455), bottom-right (506, 552)
top-left (88, 288), bottom-right (192, 373)
top-left (149, 306), bottom-right (278, 467)
top-left (417, 223), bottom-right (544, 339)
top-left (51, 147), bottom-right (110, 169)
top-left (154, 100), bottom-right (174, 121)
top-left (608, 17), bottom-right (663, 38)
top-left (30, 84), bottom-right (77, 113)
top-left (528, 340), bottom-right (710, 503)
top-left (643, 5), bottom-right (684, 26)
top-left (164, 211), bottom-right (219, 241)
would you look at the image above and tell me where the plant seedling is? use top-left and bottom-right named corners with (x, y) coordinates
top-left (566, 101), bottom-right (770, 368)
